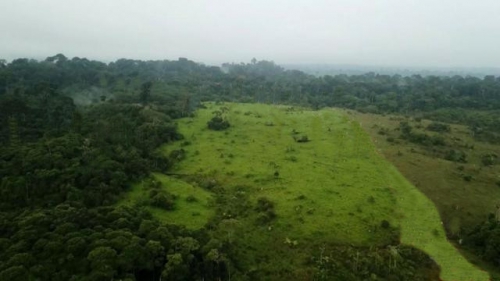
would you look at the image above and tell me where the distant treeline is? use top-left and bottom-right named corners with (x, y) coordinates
top-left (2, 54), bottom-right (499, 134)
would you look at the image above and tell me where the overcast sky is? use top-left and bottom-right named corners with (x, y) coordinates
top-left (1, 0), bottom-right (499, 67)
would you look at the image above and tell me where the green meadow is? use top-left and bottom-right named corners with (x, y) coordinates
top-left (120, 102), bottom-right (489, 280)
top-left (117, 173), bottom-right (214, 229)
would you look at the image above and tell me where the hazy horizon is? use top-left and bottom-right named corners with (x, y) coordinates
top-left (2, 0), bottom-right (500, 68)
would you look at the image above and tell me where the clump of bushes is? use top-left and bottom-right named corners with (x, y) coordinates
top-left (295, 135), bottom-right (309, 143)
top-left (481, 153), bottom-right (498, 166)
top-left (380, 220), bottom-right (390, 229)
top-left (444, 149), bottom-right (467, 163)
top-left (427, 122), bottom-right (451, 133)
top-left (169, 148), bottom-right (186, 161)
top-left (208, 115), bottom-right (230, 130)
top-left (144, 178), bottom-right (176, 210)
top-left (378, 127), bottom-right (389, 135)
top-left (399, 121), bottom-right (446, 146)
top-left (255, 197), bottom-right (277, 225)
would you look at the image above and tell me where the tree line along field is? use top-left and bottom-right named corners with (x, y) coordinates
top-left (119, 102), bottom-right (489, 280)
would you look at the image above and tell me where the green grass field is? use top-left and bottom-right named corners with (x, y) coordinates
top-left (120, 102), bottom-right (489, 280)
top-left (117, 173), bottom-right (214, 229)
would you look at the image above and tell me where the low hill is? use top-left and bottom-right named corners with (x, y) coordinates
top-left (120, 102), bottom-right (488, 280)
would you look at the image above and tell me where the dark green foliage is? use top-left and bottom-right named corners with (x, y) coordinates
top-left (144, 178), bottom-right (176, 210)
top-left (0, 205), bottom-right (230, 281)
top-left (381, 220), bottom-right (391, 229)
top-left (0, 102), bottom-right (180, 209)
top-left (0, 59), bottom-right (187, 209)
top-left (211, 185), bottom-right (253, 221)
top-left (402, 131), bottom-right (446, 146)
top-left (254, 197), bottom-right (277, 225)
top-left (169, 148), bottom-right (187, 162)
top-left (295, 135), bottom-right (309, 143)
top-left (481, 153), bottom-right (498, 166)
top-left (207, 116), bottom-right (230, 131)
top-left (463, 174), bottom-right (473, 182)
top-left (311, 245), bottom-right (440, 281)
top-left (255, 197), bottom-right (275, 212)
top-left (464, 217), bottom-right (500, 267)
top-left (377, 127), bottom-right (389, 135)
top-left (140, 81), bottom-right (152, 105)
top-left (444, 149), bottom-right (468, 163)
top-left (400, 121), bottom-right (413, 135)
top-left (400, 121), bottom-right (447, 146)
top-left (427, 122), bottom-right (451, 133)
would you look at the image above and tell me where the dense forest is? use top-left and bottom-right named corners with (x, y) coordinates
top-left (1, 54), bottom-right (500, 280)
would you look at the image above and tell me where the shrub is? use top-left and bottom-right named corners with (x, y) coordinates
top-left (481, 153), bottom-right (498, 166)
top-left (207, 116), bottom-right (230, 130)
top-left (169, 149), bottom-right (186, 161)
top-left (381, 220), bottom-right (390, 229)
top-left (295, 135), bottom-right (309, 143)
top-left (427, 122), bottom-right (451, 133)
top-left (463, 174), bottom-right (473, 182)
top-left (150, 192), bottom-right (175, 210)
top-left (444, 149), bottom-right (467, 163)
top-left (256, 211), bottom-right (276, 225)
top-left (255, 197), bottom-right (274, 212)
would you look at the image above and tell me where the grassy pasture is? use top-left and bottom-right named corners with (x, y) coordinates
top-left (120, 102), bottom-right (488, 280)
top-left (350, 111), bottom-right (500, 233)
top-left (117, 173), bottom-right (214, 229)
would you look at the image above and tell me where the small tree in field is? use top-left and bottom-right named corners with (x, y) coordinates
top-left (208, 110), bottom-right (230, 131)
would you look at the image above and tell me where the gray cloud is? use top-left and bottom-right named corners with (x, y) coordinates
top-left (1, 0), bottom-right (499, 67)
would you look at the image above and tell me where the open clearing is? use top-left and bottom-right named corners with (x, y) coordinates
top-left (117, 173), bottom-right (214, 229)
top-left (121, 102), bottom-right (488, 280)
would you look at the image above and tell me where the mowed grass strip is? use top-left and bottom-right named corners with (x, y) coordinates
top-left (162, 102), bottom-right (487, 280)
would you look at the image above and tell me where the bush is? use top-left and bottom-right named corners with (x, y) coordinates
top-left (444, 149), bottom-right (467, 163)
top-left (150, 192), bottom-right (175, 210)
top-left (427, 122), bottom-right (451, 133)
top-left (255, 197), bottom-right (276, 225)
top-left (207, 116), bottom-right (230, 130)
top-left (255, 210), bottom-right (276, 225)
top-left (380, 220), bottom-right (390, 229)
top-left (481, 153), bottom-right (498, 166)
top-left (255, 197), bottom-right (274, 212)
top-left (169, 149), bottom-right (186, 161)
top-left (295, 135), bottom-right (309, 143)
